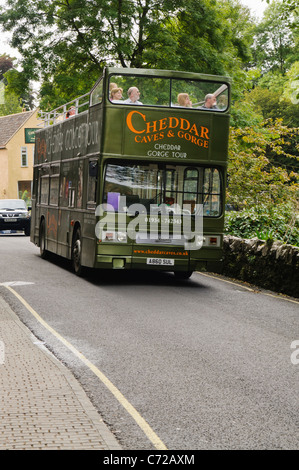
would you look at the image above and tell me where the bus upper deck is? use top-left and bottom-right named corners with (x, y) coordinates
top-left (37, 68), bottom-right (230, 165)
top-left (40, 67), bottom-right (230, 122)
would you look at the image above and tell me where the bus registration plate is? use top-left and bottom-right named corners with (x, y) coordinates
top-left (146, 258), bottom-right (174, 266)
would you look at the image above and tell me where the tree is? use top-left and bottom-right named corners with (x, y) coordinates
top-left (227, 120), bottom-right (299, 208)
top-left (0, 91), bottom-right (23, 116)
top-left (155, 0), bottom-right (253, 76)
top-left (0, 0), bottom-right (254, 109)
top-left (0, 53), bottom-right (14, 80)
top-left (250, 0), bottom-right (296, 75)
top-left (231, 0), bottom-right (299, 128)
top-left (241, 86), bottom-right (299, 128)
top-left (282, 61), bottom-right (299, 104)
top-left (4, 68), bottom-right (34, 109)
top-left (0, 52), bottom-right (33, 113)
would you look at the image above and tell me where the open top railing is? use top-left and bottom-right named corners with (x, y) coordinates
top-left (37, 92), bottom-right (90, 127)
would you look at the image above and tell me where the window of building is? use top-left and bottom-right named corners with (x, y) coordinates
top-left (21, 147), bottom-right (28, 167)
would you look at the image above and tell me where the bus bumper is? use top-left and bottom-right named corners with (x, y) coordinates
top-left (95, 245), bottom-right (223, 272)
top-left (95, 255), bottom-right (192, 271)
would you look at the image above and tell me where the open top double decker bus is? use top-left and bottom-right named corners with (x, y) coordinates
top-left (31, 67), bottom-right (231, 279)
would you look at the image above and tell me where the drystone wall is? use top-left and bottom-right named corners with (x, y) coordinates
top-left (221, 235), bottom-right (299, 298)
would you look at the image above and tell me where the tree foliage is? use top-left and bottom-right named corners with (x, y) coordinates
top-left (0, 88), bottom-right (23, 115)
top-left (234, 0), bottom-right (299, 127)
top-left (251, 1), bottom-right (296, 74)
top-left (0, 53), bottom-right (14, 80)
top-left (0, 53), bottom-right (33, 114)
top-left (0, 0), bottom-right (253, 109)
top-left (0, 0), bottom-right (298, 244)
top-left (4, 67), bottom-right (34, 109)
top-left (227, 120), bottom-right (299, 208)
top-left (224, 203), bottom-right (299, 246)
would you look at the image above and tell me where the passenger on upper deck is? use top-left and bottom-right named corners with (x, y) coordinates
top-left (109, 82), bottom-right (118, 92)
top-left (123, 87), bottom-right (143, 105)
top-left (177, 93), bottom-right (192, 108)
top-left (66, 106), bottom-right (76, 118)
top-left (110, 87), bottom-right (123, 102)
top-left (199, 94), bottom-right (218, 110)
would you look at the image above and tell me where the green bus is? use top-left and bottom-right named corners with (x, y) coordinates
top-left (31, 67), bottom-right (231, 279)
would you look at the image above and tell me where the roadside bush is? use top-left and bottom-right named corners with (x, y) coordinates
top-left (224, 203), bottom-right (299, 247)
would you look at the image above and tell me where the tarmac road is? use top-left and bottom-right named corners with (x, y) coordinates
top-left (1, 233), bottom-right (298, 450)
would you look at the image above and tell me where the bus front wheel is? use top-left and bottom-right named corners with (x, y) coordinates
top-left (174, 271), bottom-right (193, 280)
top-left (72, 228), bottom-right (85, 276)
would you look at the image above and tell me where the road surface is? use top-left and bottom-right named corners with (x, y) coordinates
top-left (1, 234), bottom-right (298, 450)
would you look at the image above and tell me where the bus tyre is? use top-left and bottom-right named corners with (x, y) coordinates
top-left (174, 271), bottom-right (193, 280)
top-left (72, 228), bottom-right (85, 276)
top-left (39, 219), bottom-right (48, 259)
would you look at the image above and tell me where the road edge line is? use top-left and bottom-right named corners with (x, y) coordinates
top-left (3, 284), bottom-right (168, 451)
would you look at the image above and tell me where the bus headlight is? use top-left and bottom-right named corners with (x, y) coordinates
top-left (195, 235), bottom-right (204, 248)
top-left (102, 231), bottom-right (127, 243)
top-left (117, 232), bottom-right (127, 242)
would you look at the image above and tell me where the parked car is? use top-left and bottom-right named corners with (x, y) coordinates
top-left (0, 199), bottom-right (31, 236)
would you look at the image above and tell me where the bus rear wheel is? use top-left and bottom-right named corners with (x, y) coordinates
top-left (72, 228), bottom-right (85, 276)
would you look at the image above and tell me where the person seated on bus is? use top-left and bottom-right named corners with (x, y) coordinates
top-left (66, 106), bottom-right (76, 118)
top-left (110, 87), bottom-right (123, 102)
top-left (109, 82), bottom-right (118, 93)
top-left (123, 87), bottom-right (143, 105)
top-left (177, 93), bottom-right (192, 108)
top-left (199, 93), bottom-right (218, 110)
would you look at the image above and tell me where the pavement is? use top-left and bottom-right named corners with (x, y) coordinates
top-left (0, 295), bottom-right (122, 450)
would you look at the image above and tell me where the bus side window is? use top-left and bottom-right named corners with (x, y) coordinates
top-left (60, 162), bottom-right (71, 207)
top-left (49, 164), bottom-right (60, 206)
top-left (89, 161), bottom-right (98, 177)
top-left (77, 161), bottom-right (83, 208)
top-left (87, 160), bottom-right (98, 206)
top-left (40, 165), bottom-right (50, 205)
top-left (90, 79), bottom-right (103, 106)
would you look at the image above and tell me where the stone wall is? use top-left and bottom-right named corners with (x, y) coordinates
top-left (221, 235), bottom-right (299, 298)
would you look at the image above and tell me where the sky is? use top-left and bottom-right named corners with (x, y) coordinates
top-left (0, 0), bottom-right (269, 60)
top-left (240, 0), bottom-right (268, 18)
top-left (0, 0), bottom-right (18, 58)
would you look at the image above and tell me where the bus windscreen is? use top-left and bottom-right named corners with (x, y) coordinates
top-left (107, 75), bottom-right (229, 111)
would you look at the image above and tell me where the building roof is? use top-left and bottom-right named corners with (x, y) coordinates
top-left (0, 110), bottom-right (37, 149)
